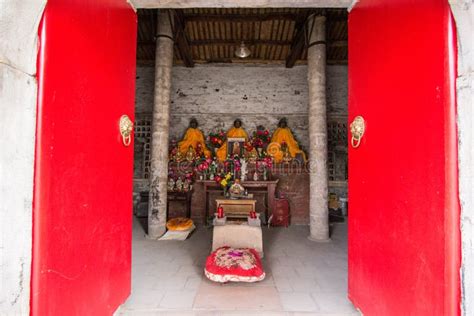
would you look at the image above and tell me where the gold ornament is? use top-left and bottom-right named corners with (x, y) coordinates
top-left (186, 145), bottom-right (196, 162)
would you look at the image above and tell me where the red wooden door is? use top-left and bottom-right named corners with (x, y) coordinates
top-left (32, 1), bottom-right (136, 315)
top-left (348, 1), bottom-right (460, 315)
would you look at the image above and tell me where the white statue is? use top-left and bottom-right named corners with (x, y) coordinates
top-left (240, 158), bottom-right (248, 182)
top-left (253, 170), bottom-right (259, 181)
top-left (176, 177), bottom-right (184, 192)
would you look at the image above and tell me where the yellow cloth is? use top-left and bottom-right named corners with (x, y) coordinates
top-left (178, 128), bottom-right (211, 158)
top-left (216, 127), bottom-right (248, 161)
top-left (270, 127), bottom-right (306, 162)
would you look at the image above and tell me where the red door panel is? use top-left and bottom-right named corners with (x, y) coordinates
top-left (348, 1), bottom-right (459, 315)
top-left (32, 1), bottom-right (136, 315)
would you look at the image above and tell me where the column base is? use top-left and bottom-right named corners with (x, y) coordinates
top-left (307, 235), bottom-right (331, 242)
top-left (147, 224), bottom-right (166, 240)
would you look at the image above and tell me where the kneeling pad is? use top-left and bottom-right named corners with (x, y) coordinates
top-left (204, 246), bottom-right (265, 283)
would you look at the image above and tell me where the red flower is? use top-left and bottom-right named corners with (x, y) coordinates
top-left (264, 130), bottom-right (269, 136)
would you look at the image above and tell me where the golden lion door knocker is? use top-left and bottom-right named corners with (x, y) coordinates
top-left (350, 116), bottom-right (365, 148)
top-left (119, 115), bottom-right (133, 146)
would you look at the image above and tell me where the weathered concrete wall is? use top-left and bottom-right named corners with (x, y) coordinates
top-left (0, 0), bottom-right (46, 314)
top-left (131, 0), bottom-right (352, 9)
top-left (135, 64), bottom-right (348, 153)
top-left (450, 1), bottom-right (474, 315)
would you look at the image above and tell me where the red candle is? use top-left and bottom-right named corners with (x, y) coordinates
top-left (217, 206), bottom-right (224, 218)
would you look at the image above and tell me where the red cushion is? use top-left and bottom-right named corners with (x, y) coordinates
top-left (204, 246), bottom-right (265, 283)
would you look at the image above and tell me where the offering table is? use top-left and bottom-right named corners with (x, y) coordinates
top-left (215, 198), bottom-right (256, 219)
top-left (197, 179), bottom-right (279, 224)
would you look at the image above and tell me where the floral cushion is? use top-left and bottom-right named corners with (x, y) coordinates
top-left (204, 246), bottom-right (265, 283)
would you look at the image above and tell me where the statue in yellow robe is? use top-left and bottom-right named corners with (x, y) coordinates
top-left (178, 118), bottom-right (211, 158)
top-left (270, 118), bottom-right (307, 163)
top-left (216, 119), bottom-right (248, 161)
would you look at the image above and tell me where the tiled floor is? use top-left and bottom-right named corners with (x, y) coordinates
top-left (119, 218), bottom-right (359, 315)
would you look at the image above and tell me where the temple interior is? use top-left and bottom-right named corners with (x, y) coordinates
top-left (125, 7), bottom-right (355, 315)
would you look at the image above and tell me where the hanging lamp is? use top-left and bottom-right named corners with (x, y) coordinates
top-left (235, 41), bottom-right (251, 58)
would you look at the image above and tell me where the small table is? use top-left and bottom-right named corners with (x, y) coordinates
top-left (215, 199), bottom-right (256, 219)
top-left (167, 190), bottom-right (193, 219)
top-left (198, 179), bottom-right (279, 224)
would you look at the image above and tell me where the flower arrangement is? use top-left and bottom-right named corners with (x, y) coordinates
top-left (207, 128), bottom-right (226, 149)
top-left (220, 173), bottom-right (233, 188)
top-left (250, 125), bottom-right (271, 149)
top-left (195, 157), bottom-right (210, 173)
top-left (256, 156), bottom-right (273, 180)
top-left (195, 143), bottom-right (205, 158)
top-left (215, 172), bottom-right (234, 194)
top-left (257, 156), bottom-right (273, 170)
top-left (244, 141), bottom-right (254, 152)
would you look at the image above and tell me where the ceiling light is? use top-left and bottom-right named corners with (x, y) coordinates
top-left (235, 42), bottom-right (251, 58)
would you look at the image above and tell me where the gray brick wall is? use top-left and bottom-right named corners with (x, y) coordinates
top-left (135, 64), bottom-right (348, 153)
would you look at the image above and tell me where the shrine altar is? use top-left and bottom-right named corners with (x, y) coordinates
top-left (197, 179), bottom-right (279, 224)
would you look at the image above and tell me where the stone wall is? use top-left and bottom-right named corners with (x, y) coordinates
top-left (135, 64), bottom-right (348, 153)
top-left (0, 1), bottom-right (46, 314)
top-left (450, 1), bottom-right (474, 315)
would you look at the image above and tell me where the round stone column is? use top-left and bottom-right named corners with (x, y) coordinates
top-left (307, 14), bottom-right (330, 242)
top-left (148, 10), bottom-right (174, 239)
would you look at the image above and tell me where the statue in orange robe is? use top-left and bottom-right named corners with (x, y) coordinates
top-left (178, 118), bottom-right (211, 158)
top-left (270, 118), bottom-right (306, 163)
top-left (216, 119), bottom-right (248, 161)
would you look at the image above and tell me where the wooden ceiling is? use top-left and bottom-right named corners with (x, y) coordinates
top-left (136, 8), bottom-right (348, 67)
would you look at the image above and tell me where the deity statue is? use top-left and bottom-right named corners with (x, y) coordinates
top-left (247, 148), bottom-right (258, 163)
top-left (178, 118), bottom-right (211, 159)
top-left (175, 177), bottom-right (184, 192)
top-left (270, 118), bottom-right (307, 163)
top-left (216, 119), bottom-right (248, 162)
top-left (174, 150), bottom-right (184, 162)
top-left (167, 178), bottom-right (176, 191)
top-left (185, 145), bottom-right (196, 162)
top-left (183, 179), bottom-right (191, 192)
top-left (229, 179), bottom-right (245, 197)
top-left (240, 158), bottom-right (248, 182)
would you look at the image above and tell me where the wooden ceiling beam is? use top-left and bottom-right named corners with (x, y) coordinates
top-left (172, 58), bottom-right (347, 65)
top-left (184, 13), bottom-right (298, 22)
top-left (181, 13), bottom-right (348, 23)
top-left (172, 10), bottom-right (194, 67)
top-left (138, 39), bottom-right (347, 47)
top-left (189, 39), bottom-right (293, 46)
top-left (285, 13), bottom-right (310, 68)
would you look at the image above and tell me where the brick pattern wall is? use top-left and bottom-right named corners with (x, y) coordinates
top-left (135, 64), bottom-right (348, 152)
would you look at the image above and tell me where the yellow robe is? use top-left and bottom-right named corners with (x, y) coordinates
top-left (178, 128), bottom-right (211, 158)
top-left (271, 127), bottom-right (306, 162)
top-left (216, 127), bottom-right (248, 161)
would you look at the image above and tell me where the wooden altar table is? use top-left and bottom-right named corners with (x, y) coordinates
top-left (167, 190), bottom-right (193, 219)
top-left (215, 198), bottom-right (256, 219)
top-left (197, 179), bottom-right (279, 224)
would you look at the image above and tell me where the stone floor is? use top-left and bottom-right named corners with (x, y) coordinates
top-left (118, 218), bottom-right (359, 315)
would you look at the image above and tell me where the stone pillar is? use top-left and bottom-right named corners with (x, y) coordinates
top-left (307, 15), bottom-right (330, 242)
top-left (148, 10), bottom-right (174, 239)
